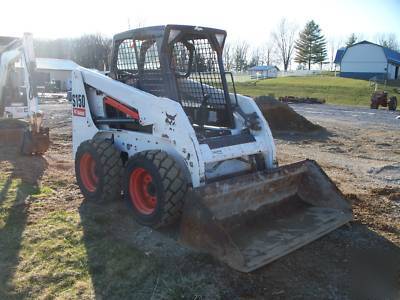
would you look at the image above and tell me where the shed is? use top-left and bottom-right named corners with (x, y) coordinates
top-left (35, 58), bottom-right (78, 91)
top-left (248, 65), bottom-right (279, 79)
top-left (334, 41), bottom-right (400, 80)
top-left (17, 58), bottom-right (78, 91)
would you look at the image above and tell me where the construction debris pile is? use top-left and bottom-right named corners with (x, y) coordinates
top-left (279, 96), bottom-right (325, 104)
top-left (255, 95), bottom-right (325, 134)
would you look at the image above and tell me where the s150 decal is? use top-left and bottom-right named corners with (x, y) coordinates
top-left (72, 94), bottom-right (86, 117)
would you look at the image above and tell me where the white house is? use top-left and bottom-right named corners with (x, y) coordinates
top-left (334, 41), bottom-right (400, 80)
top-left (248, 65), bottom-right (279, 79)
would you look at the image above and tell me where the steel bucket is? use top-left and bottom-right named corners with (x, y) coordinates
top-left (180, 160), bottom-right (352, 272)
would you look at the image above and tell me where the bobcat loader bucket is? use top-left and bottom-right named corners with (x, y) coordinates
top-left (180, 160), bottom-right (352, 272)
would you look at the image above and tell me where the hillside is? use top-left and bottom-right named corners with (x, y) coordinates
top-left (234, 76), bottom-right (400, 107)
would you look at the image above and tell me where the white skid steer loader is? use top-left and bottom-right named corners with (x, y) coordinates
top-left (72, 25), bottom-right (352, 272)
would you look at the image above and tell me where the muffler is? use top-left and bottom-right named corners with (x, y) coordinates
top-left (180, 160), bottom-right (352, 272)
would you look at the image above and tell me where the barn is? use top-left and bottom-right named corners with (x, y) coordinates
top-left (248, 65), bottom-right (279, 79)
top-left (334, 41), bottom-right (400, 80)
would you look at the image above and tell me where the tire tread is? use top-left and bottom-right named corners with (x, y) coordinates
top-left (76, 139), bottom-right (122, 202)
top-left (134, 150), bottom-right (187, 227)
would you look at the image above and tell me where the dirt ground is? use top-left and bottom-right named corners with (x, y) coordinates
top-left (1, 102), bottom-right (399, 299)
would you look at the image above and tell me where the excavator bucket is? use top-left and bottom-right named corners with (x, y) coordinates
top-left (0, 119), bottom-right (27, 146)
top-left (0, 119), bottom-right (49, 155)
top-left (180, 160), bottom-right (352, 272)
top-left (20, 127), bottom-right (50, 155)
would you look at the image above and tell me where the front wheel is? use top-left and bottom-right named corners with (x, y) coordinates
top-left (123, 150), bottom-right (188, 228)
top-left (75, 139), bottom-right (122, 202)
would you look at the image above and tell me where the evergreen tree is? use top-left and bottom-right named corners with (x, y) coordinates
top-left (346, 33), bottom-right (358, 47)
top-left (294, 20), bottom-right (327, 70)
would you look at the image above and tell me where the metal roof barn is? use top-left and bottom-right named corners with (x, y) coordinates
top-left (334, 41), bottom-right (400, 80)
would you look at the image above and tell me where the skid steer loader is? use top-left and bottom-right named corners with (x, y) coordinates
top-left (0, 33), bottom-right (49, 154)
top-left (72, 25), bottom-right (352, 272)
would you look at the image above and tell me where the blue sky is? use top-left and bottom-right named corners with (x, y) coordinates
top-left (1, 0), bottom-right (399, 48)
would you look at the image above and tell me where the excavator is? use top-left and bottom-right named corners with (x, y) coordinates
top-left (0, 33), bottom-right (49, 154)
top-left (71, 24), bottom-right (352, 272)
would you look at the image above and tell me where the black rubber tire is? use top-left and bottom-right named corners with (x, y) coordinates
top-left (75, 139), bottom-right (122, 202)
top-left (123, 150), bottom-right (188, 228)
top-left (388, 97), bottom-right (397, 111)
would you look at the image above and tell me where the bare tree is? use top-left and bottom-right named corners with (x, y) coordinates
top-left (71, 34), bottom-right (112, 70)
top-left (375, 33), bottom-right (399, 51)
top-left (345, 33), bottom-right (358, 47)
top-left (248, 47), bottom-right (262, 68)
top-left (271, 18), bottom-right (297, 71)
top-left (223, 43), bottom-right (234, 71)
top-left (35, 34), bottom-right (112, 70)
top-left (262, 39), bottom-right (276, 66)
top-left (328, 37), bottom-right (343, 71)
top-left (232, 41), bottom-right (249, 72)
top-left (249, 40), bottom-right (276, 67)
top-left (35, 38), bottom-right (74, 60)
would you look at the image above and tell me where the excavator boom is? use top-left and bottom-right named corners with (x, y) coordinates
top-left (0, 33), bottom-right (49, 155)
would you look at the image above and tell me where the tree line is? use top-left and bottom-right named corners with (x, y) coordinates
top-left (34, 34), bottom-right (112, 70)
top-left (224, 19), bottom-right (400, 72)
top-left (34, 21), bottom-right (400, 72)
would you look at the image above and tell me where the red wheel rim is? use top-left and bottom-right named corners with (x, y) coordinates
top-left (129, 168), bottom-right (157, 215)
top-left (80, 153), bottom-right (98, 192)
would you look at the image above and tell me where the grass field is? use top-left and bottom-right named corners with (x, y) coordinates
top-left (234, 76), bottom-right (400, 107)
top-left (0, 153), bottom-right (216, 299)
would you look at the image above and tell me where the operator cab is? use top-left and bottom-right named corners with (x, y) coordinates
top-left (109, 25), bottom-right (238, 136)
top-left (0, 37), bottom-right (28, 118)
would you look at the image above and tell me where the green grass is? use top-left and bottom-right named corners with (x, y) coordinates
top-left (0, 170), bottom-right (220, 299)
top-left (234, 76), bottom-right (400, 107)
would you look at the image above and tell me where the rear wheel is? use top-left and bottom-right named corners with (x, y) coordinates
top-left (123, 150), bottom-right (188, 228)
top-left (75, 139), bottom-right (122, 202)
top-left (388, 97), bottom-right (397, 111)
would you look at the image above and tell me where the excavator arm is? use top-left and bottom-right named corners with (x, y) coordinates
top-left (0, 33), bottom-right (49, 155)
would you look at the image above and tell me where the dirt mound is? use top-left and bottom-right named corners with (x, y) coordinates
top-left (254, 95), bottom-right (324, 134)
top-left (279, 96), bottom-right (325, 104)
